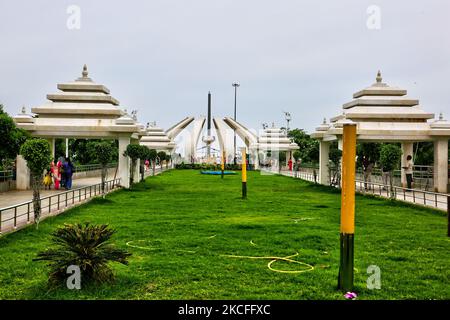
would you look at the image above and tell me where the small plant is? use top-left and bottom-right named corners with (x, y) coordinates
top-left (34, 223), bottom-right (131, 288)
top-left (94, 141), bottom-right (114, 196)
top-left (123, 144), bottom-right (143, 186)
top-left (20, 139), bottom-right (52, 229)
top-left (379, 144), bottom-right (402, 198)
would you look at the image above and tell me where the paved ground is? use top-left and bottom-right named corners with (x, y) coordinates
top-left (279, 169), bottom-right (448, 211)
top-left (0, 166), bottom-right (166, 234)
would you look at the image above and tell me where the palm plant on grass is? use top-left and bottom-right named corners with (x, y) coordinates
top-left (34, 223), bottom-right (131, 288)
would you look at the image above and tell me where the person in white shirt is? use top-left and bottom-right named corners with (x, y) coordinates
top-left (402, 155), bottom-right (414, 189)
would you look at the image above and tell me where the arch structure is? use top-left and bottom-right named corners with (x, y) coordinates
top-left (13, 65), bottom-right (144, 189)
top-left (310, 71), bottom-right (450, 193)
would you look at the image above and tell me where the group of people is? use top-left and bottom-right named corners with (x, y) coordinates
top-left (43, 157), bottom-right (75, 190)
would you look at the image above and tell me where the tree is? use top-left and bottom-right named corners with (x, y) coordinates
top-left (288, 129), bottom-right (319, 163)
top-left (165, 153), bottom-right (171, 170)
top-left (20, 139), bottom-right (52, 229)
top-left (123, 144), bottom-right (142, 186)
top-left (293, 150), bottom-right (302, 161)
top-left (147, 149), bottom-right (158, 176)
top-left (94, 141), bottom-right (114, 196)
top-left (356, 142), bottom-right (381, 168)
top-left (157, 151), bottom-right (167, 169)
top-left (0, 105), bottom-right (29, 167)
top-left (34, 223), bottom-right (131, 288)
top-left (329, 143), bottom-right (342, 186)
top-left (379, 144), bottom-right (402, 198)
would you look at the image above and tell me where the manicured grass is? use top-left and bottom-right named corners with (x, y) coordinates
top-left (0, 170), bottom-right (448, 299)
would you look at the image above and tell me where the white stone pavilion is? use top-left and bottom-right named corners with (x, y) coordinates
top-left (311, 71), bottom-right (450, 193)
top-left (13, 65), bottom-right (142, 189)
top-left (257, 124), bottom-right (300, 165)
top-left (140, 122), bottom-right (176, 153)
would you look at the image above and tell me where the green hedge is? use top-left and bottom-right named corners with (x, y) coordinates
top-left (175, 163), bottom-right (244, 171)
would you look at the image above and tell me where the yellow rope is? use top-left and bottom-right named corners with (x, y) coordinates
top-left (222, 252), bottom-right (315, 274)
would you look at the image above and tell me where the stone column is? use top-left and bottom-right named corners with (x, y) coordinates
top-left (433, 139), bottom-right (449, 193)
top-left (16, 155), bottom-right (30, 190)
top-left (401, 142), bottom-right (414, 188)
top-left (134, 159), bottom-right (141, 182)
top-left (46, 138), bottom-right (55, 159)
top-left (319, 140), bottom-right (330, 185)
top-left (118, 136), bottom-right (130, 188)
top-left (254, 151), bottom-right (260, 170)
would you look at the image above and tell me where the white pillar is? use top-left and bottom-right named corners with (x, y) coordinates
top-left (16, 155), bottom-right (30, 190)
top-left (433, 139), bottom-right (449, 193)
top-left (47, 138), bottom-right (55, 159)
top-left (118, 137), bottom-right (130, 188)
top-left (319, 140), bottom-right (330, 185)
top-left (134, 159), bottom-right (140, 182)
top-left (65, 138), bottom-right (69, 158)
top-left (401, 142), bottom-right (414, 188)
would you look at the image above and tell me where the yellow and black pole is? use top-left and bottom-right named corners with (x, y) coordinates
top-left (338, 123), bottom-right (357, 292)
top-left (241, 147), bottom-right (247, 198)
top-left (221, 150), bottom-right (225, 179)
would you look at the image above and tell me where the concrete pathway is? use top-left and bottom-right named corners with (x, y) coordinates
top-left (0, 166), bottom-right (167, 234)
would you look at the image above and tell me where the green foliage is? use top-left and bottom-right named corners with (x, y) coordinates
top-left (69, 139), bottom-right (118, 165)
top-left (146, 149), bottom-right (158, 161)
top-left (157, 151), bottom-right (167, 162)
top-left (94, 141), bottom-right (114, 165)
top-left (34, 223), bottom-right (131, 287)
top-left (175, 162), bottom-right (241, 170)
top-left (356, 143), bottom-right (380, 167)
top-left (288, 129), bottom-right (319, 163)
top-left (379, 144), bottom-right (402, 171)
top-left (414, 142), bottom-right (434, 165)
top-left (20, 139), bottom-right (52, 175)
top-left (123, 144), bottom-right (142, 161)
top-left (1, 171), bottom-right (448, 299)
top-left (293, 150), bottom-right (302, 161)
top-left (0, 105), bottom-right (30, 161)
top-left (329, 144), bottom-right (342, 167)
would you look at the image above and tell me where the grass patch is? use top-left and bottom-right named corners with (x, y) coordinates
top-left (0, 170), bottom-right (448, 300)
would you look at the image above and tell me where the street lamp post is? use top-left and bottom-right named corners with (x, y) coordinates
top-left (232, 82), bottom-right (240, 164)
top-left (283, 111), bottom-right (291, 134)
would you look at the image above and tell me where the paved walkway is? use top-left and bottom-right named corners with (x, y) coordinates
top-left (0, 166), bottom-right (167, 234)
top-left (0, 176), bottom-right (105, 209)
top-left (278, 169), bottom-right (448, 212)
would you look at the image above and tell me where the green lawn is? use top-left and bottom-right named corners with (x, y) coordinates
top-left (0, 170), bottom-right (448, 300)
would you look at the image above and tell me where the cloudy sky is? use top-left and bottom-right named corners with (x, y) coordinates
top-left (1, 0), bottom-right (449, 135)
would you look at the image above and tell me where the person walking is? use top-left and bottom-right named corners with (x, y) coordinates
top-left (381, 165), bottom-right (390, 191)
top-left (43, 167), bottom-right (52, 190)
top-left (362, 156), bottom-right (374, 191)
top-left (63, 157), bottom-right (75, 190)
top-left (288, 158), bottom-right (293, 172)
top-left (51, 160), bottom-right (61, 190)
top-left (294, 159), bottom-right (301, 178)
top-left (402, 155), bottom-right (414, 190)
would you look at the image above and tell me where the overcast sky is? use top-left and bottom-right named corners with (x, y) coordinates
top-left (1, 0), bottom-right (449, 135)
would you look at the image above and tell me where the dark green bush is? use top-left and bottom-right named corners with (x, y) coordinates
top-left (34, 223), bottom-right (131, 288)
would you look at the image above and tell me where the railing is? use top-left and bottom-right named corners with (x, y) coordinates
top-left (73, 163), bottom-right (117, 173)
top-left (0, 178), bottom-right (121, 235)
top-left (0, 170), bottom-right (14, 182)
top-left (279, 169), bottom-right (448, 211)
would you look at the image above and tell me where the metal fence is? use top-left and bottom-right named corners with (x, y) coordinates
top-left (0, 178), bottom-right (121, 235)
top-left (280, 169), bottom-right (448, 211)
top-left (0, 170), bottom-right (14, 182)
top-left (73, 163), bottom-right (117, 173)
